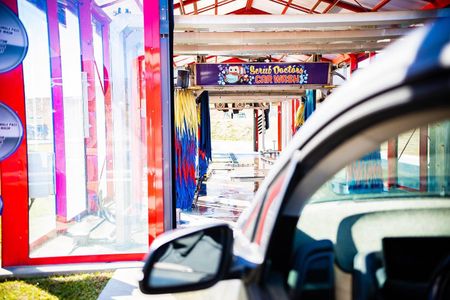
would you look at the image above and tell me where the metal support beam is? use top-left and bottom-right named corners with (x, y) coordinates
top-left (193, 0), bottom-right (198, 14)
top-left (174, 42), bottom-right (390, 55)
top-left (174, 0), bottom-right (198, 9)
top-left (310, 0), bottom-right (322, 13)
top-left (371, 0), bottom-right (391, 11)
top-left (209, 96), bottom-right (300, 103)
top-left (179, 0), bottom-right (186, 15)
top-left (281, 0), bottom-right (293, 14)
top-left (174, 9), bottom-right (450, 31)
top-left (246, 0), bottom-right (253, 10)
top-left (174, 28), bottom-right (408, 45)
top-left (323, 0), bottom-right (341, 13)
top-left (202, 85), bottom-right (306, 93)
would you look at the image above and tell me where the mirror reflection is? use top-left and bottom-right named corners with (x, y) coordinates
top-left (148, 228), bottom-right (224, 288)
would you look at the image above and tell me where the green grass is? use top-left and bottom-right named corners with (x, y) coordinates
top-left (0, 272), bottom-right (113, 300)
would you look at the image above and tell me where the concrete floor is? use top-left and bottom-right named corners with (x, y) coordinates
top-left (182, 152), bottom-right (274, 224)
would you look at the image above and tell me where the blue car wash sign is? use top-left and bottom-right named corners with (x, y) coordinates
top-left (0, 102), bottom-right (23, 161)
top-left (0, 2), bottom-right (29, 74)
top-left (195, 62), bottom-right (330, 86)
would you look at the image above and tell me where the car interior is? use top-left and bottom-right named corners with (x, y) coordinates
top-left (262, 113), bottom-right (450, 300)
top-left (289, 203), bottom-right (450, 300)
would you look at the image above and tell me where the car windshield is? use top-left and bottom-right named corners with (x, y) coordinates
top-left (309, 119), bottom-right (450, 204)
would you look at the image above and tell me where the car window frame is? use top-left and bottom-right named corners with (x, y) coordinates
top-left (235, 19), bottom-right (450, 265)
top-left (242, 80), bottom-right (446, 300)
top-left (283, 90), bottom-right (450, 217)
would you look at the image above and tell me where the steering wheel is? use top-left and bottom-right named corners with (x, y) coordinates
top-left (428, 256), bottom-right (450, 300)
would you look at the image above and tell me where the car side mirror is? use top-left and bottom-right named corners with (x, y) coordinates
top-left (139, 223), bottom-right (234, 294)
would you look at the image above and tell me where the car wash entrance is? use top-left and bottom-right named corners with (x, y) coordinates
top-left (172, 60), bottom-right (331, 223)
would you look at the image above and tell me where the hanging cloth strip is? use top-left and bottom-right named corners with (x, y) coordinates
top-left (304, 89), bottom-right (316, 121)
top-left (175, 89), bottom-right (198, 210)
top-left (347, 150), bottom-right (384, 193)
top-left (197, 91), bottom-right (212, 178)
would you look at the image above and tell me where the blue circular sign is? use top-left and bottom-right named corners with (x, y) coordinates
top-left (0, 102), bottom-right (23, 161)
top-left (0, 3), bottom-right (28, 73)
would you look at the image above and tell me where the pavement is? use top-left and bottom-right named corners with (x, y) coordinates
top-left (97, 267), bottom-right (247, 300)
top-left (0, 261), bottom-right (148, 299)
top-left (0, 261), bottom-right (143, 279)
top-left (97, 267), bottom-right (150, 299)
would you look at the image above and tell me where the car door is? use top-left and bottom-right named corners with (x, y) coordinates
top-left (138, 17), bottom-right (450, 300)
top-left (247, 21), bottom-right (450, 300)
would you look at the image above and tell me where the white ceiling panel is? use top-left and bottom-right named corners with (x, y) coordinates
top-left (285, 8), bottom-right (307, 15)
top-left (201, 8), bottom-right (215, 15)
top-left (294, 0), bottom-right (317, 7)
top-left (316, 2), bottom-right (329, 12)
top-left (184, 3), bottom-right (194, 14)
top-left (252, 0), bottom-right (284, 14)
top-left (197, 0), bottom-right (216, 10)
top-left (219, 1), bottom-right (247, 14)
top-left (329, 6), bottom-right (354, 14)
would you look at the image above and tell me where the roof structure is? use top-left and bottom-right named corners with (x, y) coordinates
top-left (172, 0), bottom-right (438, 15)
top-left (96, 0), bottom-right (450, 66)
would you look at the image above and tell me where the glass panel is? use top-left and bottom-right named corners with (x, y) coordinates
top-left (309, 118), bottom-right (450, 204)
top-left (18, 0), bottom-right (56, 248)
top-left (428, 121), bottom-right (450, 194)
top-left (59, 4), bottom-right (87, 222)
top-left (293, 118), bottom-right (450, 294)
top-left (21, 3), bottom-right (148, 257)
top-left (92, 20), bottom-right (107, 213)
top-left (397, 128), bottom-right (420, 190)
top-left (111, 18), bottom-right (147, 246)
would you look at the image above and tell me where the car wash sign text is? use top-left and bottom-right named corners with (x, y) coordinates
top-left (195, 62), bottom-right (330, 86)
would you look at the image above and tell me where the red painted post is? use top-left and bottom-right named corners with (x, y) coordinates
top-left (349, 54), bottom-right (358, 75)
top-left (46, 0), bottom-right (67, 221)
top-left (79, 0), bottom-right (99, 212)
top-left (387, 138), bottom-right (398, 189)
top-left (419, 126), bottom-right (428, 192)
top-left (277, 104), bottom-right (282, 151)
top-left (253, 109), bottom-right (259, 152)
top-left (0, 0), bottom-right (30, 267)
top-left (143, 0), bottom-right (165, 243)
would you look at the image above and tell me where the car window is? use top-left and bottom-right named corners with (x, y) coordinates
top-left (309, 118), bottom-right (450, 203)
top-left (290, 118), bottom-right (450, 290)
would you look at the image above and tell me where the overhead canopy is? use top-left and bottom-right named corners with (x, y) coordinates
top-left (173, 9), bottom-right (450, 55)
top-left (91, 0), bottom-right (450, 66)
